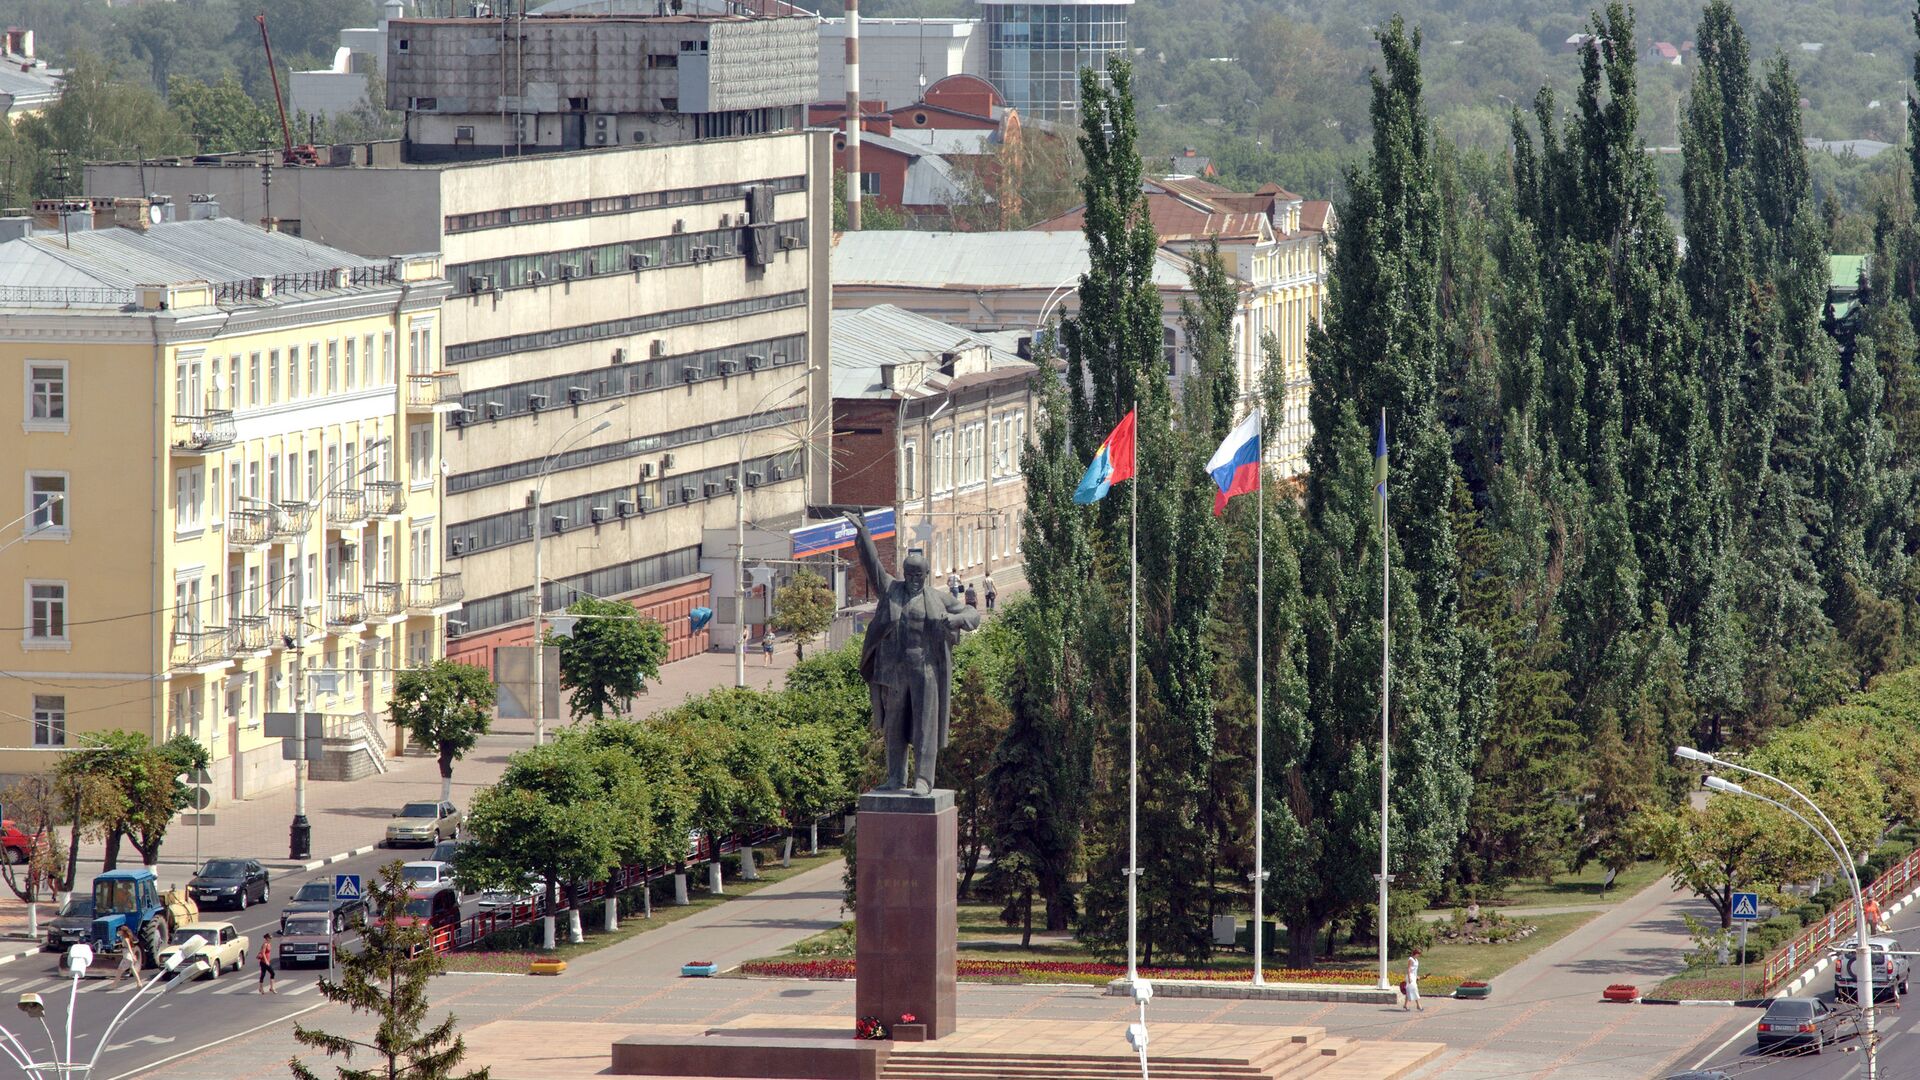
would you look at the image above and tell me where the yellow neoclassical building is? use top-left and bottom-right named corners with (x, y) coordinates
top-left (0, 200), bottom-right (457, 800)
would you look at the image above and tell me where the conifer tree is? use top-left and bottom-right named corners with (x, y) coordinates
top-left (291, 862), bottom-right (488, 1080)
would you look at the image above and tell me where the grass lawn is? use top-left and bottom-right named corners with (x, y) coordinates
top-left (750, 901), bottom-right (1600, 994)
top-left (439, 851), bottom-right (841, 975)
top-left (1446, 861), bottom-right (1667, 911)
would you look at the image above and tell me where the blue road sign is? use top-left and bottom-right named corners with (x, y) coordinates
top-left (1731, 891), bottom-right (1760, 921)
top-left (334, 874), bottom-right (362, 902)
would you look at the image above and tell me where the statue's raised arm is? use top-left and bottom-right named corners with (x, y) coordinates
top-left (845, 510), bottom-right (890, 594)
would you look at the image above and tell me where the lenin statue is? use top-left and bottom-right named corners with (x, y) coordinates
top-left (845, 511), bottom-right (980, 794)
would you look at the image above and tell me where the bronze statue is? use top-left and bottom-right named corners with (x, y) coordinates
top-left (845, 511), bottom-right (980, 794)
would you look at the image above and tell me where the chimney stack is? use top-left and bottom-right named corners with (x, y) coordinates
top-left (844, 0), bottom-right (861, 230)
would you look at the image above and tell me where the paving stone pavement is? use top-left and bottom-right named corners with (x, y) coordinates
top-left (111, 862), bottom-right (1739, 1080)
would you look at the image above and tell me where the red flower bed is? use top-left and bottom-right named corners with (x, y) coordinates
top-left (737, 958), bottom-right (1394, 986)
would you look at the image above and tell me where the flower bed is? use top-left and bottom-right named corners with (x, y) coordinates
top-left (739, 957), bottom-right (1458, 991)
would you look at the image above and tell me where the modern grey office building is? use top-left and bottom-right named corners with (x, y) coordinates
top-left (979, 0), bottom-right (1131, 122)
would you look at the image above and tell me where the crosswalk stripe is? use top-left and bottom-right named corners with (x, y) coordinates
top-left (282, 981), bottom-right (316, 995)
top-left (213, 980), bottom-right (258, 995)
top-left (171, 978), bottom-right (219, 995)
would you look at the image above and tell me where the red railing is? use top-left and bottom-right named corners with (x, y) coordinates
top-left (442, 823), bottom-right (794, 953)
top-left (1761, 846), bottom-right (1920, 989)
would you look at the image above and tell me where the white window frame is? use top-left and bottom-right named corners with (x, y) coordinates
top-left (31, 694), bottom-right (65, 746)
top-left (24, 580), bottom-right (68, 648)
top-left (25, 471), bottom-right (68, 539)
top-left (901, 438), bottom-right (919, 501)
top-left (408, 423), bottom-right (434, 489)
top-left (175, 467), bottom-right (204, 535)
top-left (25, 361), bottom-right (68, 433)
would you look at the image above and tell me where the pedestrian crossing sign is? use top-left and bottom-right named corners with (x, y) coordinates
top-left (1731, 891), bottom-right (1759, 921)
top-left (334, 874), bottom-right (362, 901)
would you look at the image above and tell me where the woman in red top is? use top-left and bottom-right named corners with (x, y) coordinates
top-left (257, 932), bottom-right (277, 994)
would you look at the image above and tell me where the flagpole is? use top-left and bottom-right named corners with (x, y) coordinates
top-left (1252, 408), bottom-right (1266, 986)
top-left (1377, 405), bottom-right (1391, 991)
top-left (1126, 407), bottom-right (1140, 988)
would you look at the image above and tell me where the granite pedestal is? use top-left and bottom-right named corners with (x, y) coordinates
top-left (855, 788), bottom-right (958, 1040)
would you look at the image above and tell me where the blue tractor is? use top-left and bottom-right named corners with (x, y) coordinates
top-left (83, 869), bottom-right (173, 970)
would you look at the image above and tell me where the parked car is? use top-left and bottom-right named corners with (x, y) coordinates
top-left (278, 913), bottom-right (336, 968)
top-left (281, 877), bottom-right (367, 932)
top-left (377, 887), bottom-right (460, 933)
top-left (400, 861), bottom-right (455, 891)
top-left (475, 877), bottom-right (547, 913)
top-left (431, 838), bottom-right (462, 865)
top-left (188, 858), bottom-right (270, 910)
top-left (0, 820), bottom-right (39, 864)
top-left (384, 801), bottom-right (461, 847)
top-left (156, 921), bottom-right (249, 979)
top-left (42, 896), bottom-right (92, 952)
top-left (1834, 935), bottom-right (1911, 1003)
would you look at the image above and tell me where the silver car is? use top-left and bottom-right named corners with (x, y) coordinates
top-left (1834, 935), bottom-right (1911, 1003)
top-left (384, 800), bottom-right (462, 847)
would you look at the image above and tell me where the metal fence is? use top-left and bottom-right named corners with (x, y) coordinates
top-left (1760, 846), bottom-right (1920, 989)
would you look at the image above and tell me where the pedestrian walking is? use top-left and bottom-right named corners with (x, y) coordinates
top-left (984, 576), bottom-right (997, 611)
top-left (257, 933), bottom-right (277, 994)
top-left (947, 572), bottom-right (962, 598)
top-left (762, 633), bottom-right (776, 665)
top-left (1865, 897), bottom-right (1887, 934)
top-left (113, 927), bottom-right (145, 990)
top-left (964, 585), bottom-right (979, 609)
top-left (1401, 949), bottom-right (1422, 1011)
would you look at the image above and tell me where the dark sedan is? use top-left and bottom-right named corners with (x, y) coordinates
top-left (1755, 997), bottom-right (1846, 1054)
top-left (280, 878), bottom-right (368, 932)
top-left (188, 858), bottom-right (270, 910)
top-left (42, 896), bottom-right (92, 951)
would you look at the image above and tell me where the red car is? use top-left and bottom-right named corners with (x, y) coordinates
top-left (377, 887), bottom-right (460, 933)
top-left (1, 820), bottom-right (41, 864)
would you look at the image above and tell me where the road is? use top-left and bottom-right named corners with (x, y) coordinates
top-left (3, 843), bottom-right (454, 1079)
top-left (1677, 913), bottom-right (1920, 1080)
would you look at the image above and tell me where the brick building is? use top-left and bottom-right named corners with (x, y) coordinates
top-left (827, 305), bottom-right (1035, 601)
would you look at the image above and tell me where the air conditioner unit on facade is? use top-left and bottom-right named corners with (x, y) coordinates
top-left (640, 462), bottom-right (656, 479)
top-left (528, 394), bottom-right (548, 411)
top-left (568, 386), bottom-right (589, 404)
top-left (661, 453), bottom-right (675, 468)
top-left (745, 353), bottom-right (765, 370)
top-left (702, 482), bottom-right (720, 497)
top-left (745, 471), bottom-right (762, 488)
top-left (650, 340), bottom-right (667, 358)
top-left (680, 486), bottom-right (697, 502)
top-left (683, 366), bottom-right (700, 383)
top-left (718, 359), bottom-right (736, 376)
top-left (616, 499), bottom-right (637, 517)
top-left (590, 506), bottom-right (609, 524)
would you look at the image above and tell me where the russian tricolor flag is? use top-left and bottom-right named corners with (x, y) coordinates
top-left (1206, 410), bottom-right (1262, 515)
top-left (1073, 409), bottom-right (1138, 505)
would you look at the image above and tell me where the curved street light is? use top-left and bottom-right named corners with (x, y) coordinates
top-left (1678, 746), bottom-right (1878, 1079)
top-left (0, 938), bottom-right (208, 1079)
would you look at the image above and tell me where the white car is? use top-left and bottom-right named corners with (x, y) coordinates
top-left (475, 877), bottom-right (548, 912)
top-left (400, 861), bottom-right (455, 891)
top-left (156, 921), bottom-right (248, 979)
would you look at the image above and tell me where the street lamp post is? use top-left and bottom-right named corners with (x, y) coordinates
top-left (531, 404), bottom-right (625, 746)
top-left (732, 368), bottom-right (818, 689)
top-left (0, 939), bottom-right (207, 1080)
top-left (1676, 746), bottom-right (1877, 1079)
top-left (289, 439), bottom-right (391, 860)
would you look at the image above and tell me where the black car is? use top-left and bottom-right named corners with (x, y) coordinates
top-left (280, 877), bottom-right (368, 932)
top-left (431, 838), bottom-right (461, 865)
top-left (188, 858), bottom-right (270, 910)
top-left (43, 896), bottom-right (92, 951)
top-left (1756, 997), bottom-right (1845, 1053)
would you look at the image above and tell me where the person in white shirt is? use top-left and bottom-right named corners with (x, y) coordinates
top-left (1402, 949), bottom-right (1422, 1011)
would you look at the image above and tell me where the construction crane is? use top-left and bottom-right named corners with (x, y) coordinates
top-left (256, 13), bottom-right (321, 167)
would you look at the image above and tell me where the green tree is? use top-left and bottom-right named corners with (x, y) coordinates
top-left (389, 660), bottom-right (497, 804)
top-left (168, 73), bottom-right (276, 154)
top-left (769, 569), bottom-right (835, 661)
top-left (16, 52), bottom-right (187, 195)
top-left (291, 861), bottom-right (489, 1080)
top-left (53, 731), bottom-right (206, 871)
top-left (457, 737), bottom-right (653, 943)
top-left (550, 596), bottom-right (667, 721)
top-left (946, 662), bottom-right (1010, 899)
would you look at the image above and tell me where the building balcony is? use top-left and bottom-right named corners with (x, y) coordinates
top-left (268, 605), bottom-right (307, 648)
top-left (225, 509), bottom-right (273, 550)
top-left (170, 410), bottom-right (235, 455)
top-left (407, 372), bottom-right (463, 412)
top-left (366, 581), bottom-right (405, 620)
top-left (267, 503), bottom-right (307, 543)
top-left (407, 572), bottom-right (465, 615)
top-left (231, 613), bottom-right (275, 654)
top-left (365, 480), bottom-right (406, 519)
top-left (325, 592), bottom-right (367, 630)
top-left (326, 489), bottom-right (368, 528)
top-left (169, 624), bottom-right (232, 671)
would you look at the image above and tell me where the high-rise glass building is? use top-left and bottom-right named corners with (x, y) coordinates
top-left (979, 0), bottom-right (1131, 122)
